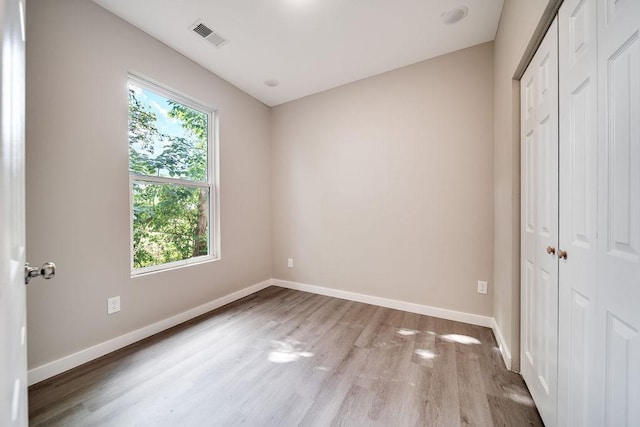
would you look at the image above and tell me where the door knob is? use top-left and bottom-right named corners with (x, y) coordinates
top-left (546, 246), bottom-right (556, 255)
top-left (558, 250), bottom-right (568, 260)
top-left (25, 262), bottom-right (56, 285)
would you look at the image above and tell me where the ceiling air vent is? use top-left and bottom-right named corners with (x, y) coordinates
top-left (189, 20), bottom-right (229, 48)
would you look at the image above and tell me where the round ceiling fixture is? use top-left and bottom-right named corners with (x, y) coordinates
top-left (264, 79), bottom-right (280, 88)
top-left (441, 6), bottom-right (468, 25)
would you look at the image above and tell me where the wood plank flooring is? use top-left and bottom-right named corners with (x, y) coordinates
top-left (29, 287), bottom-right (543, 426)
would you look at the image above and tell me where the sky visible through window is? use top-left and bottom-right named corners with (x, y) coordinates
top-left (128, 82), bottom-right (208, 181)
top-left (129, 83), bottom-right (190, 158)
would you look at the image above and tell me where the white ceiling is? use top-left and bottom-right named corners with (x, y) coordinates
top-left (93, 0), bottom-right (504, 106)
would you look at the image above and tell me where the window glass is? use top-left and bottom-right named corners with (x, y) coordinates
top-left (128, 82), bottom-right (208, 182)
top-left (128, 77), bottom-right (216, 274)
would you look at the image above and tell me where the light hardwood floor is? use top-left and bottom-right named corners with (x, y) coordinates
top-left (29, 287), bottom-right (543, 426)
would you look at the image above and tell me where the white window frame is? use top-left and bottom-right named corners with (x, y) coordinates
top-left (128, 74), bottom-right (220, 276)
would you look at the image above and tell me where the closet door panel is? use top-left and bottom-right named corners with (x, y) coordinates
top-left (558, 0), bottom-right (598, 425)
top-left (522, 67), bottom-right (538, 372)
top-left (597, 0), bottom-right (640, 424)
top-left (521, 18), bottom-right (559, 427)
top-left (606, 36), bottom-right (639, 260)
top-left (535, 110), bottom-right (557, 399)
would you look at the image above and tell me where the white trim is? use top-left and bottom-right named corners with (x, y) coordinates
top-left (28, 279), bottom-right (272, 386)
top-left (131, 251), bottom-right (217, 277)
top-left (29, 279), bottom-right (515, 385)
top-left (127, 74), bottom-right (220, 276)
top-left (129, 174), bottom-right (211, 188)
top-left (491, 318), bottom-right (513, 370)
top-left (128, 74), bottom-right (214, 115)
top-left (271, 279), bottom-right (494, 328)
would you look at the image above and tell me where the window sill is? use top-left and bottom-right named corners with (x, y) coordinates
top-left (131, 255), bottom-right (220, 278)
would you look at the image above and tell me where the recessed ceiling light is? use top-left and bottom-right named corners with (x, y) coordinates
top-left (264, 79), bottom-right (280, 88)
top-left (441, 6), bottom-right (468, 25)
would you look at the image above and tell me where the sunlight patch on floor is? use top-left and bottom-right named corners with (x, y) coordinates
top-left (504, 385), bottom-right (536, 407)
top-left (415, 349), bottom-right (436, 359)
top-left (268, 339), bottom-right (314, 364)
top-left (397, 328), bottom-right (419, 336)
top-left (439, 334), bottom-right (481, 345)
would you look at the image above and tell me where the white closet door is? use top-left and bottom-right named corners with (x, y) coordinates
top-left (558, 0), bottom-right (598, 425)
top-left (595, 0), bottom-right (640, 425)
top-left (521, 18), bottom-right (559, 427)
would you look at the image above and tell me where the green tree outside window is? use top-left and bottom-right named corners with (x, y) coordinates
top-left (128, 80), bottom-right (213, 271)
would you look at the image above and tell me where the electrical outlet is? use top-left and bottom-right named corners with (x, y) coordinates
top-left (107, 296), bottom-right (121, 314)
top-left (287, 258), bottom-right (293, 268)
top-left (477, 281), bottom-right (488, 295)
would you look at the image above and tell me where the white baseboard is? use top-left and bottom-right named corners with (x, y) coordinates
top-left (28, 279), bottom-right (272, 386)
top-left (29, 278), bottom-right (513, 385)
top-left (272, 278), bottom-right (494, 329)
top-left (491, 318), bottom-right (512, 370)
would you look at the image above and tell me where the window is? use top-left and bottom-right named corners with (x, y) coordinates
top-left (128, 76), bottom-right (218, 275)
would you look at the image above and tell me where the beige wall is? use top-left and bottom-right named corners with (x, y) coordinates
top-left (271, 42), bottom-right (495, 317)
top-left (493, 0), bottom-right (552, 370)
top-left (25, 0), bottom-right (271, 368)
top-left (25, 0), bottom-right (552, 374)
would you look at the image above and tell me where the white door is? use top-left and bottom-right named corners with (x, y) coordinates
top-left (594, 0), bottom-right (640, 424)
top-left (0, 0), bottom-right (28, 425)
top-left (557, 0), bottom-right (598, 425)
top-left (521, 17), bottom-right (559, 427)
